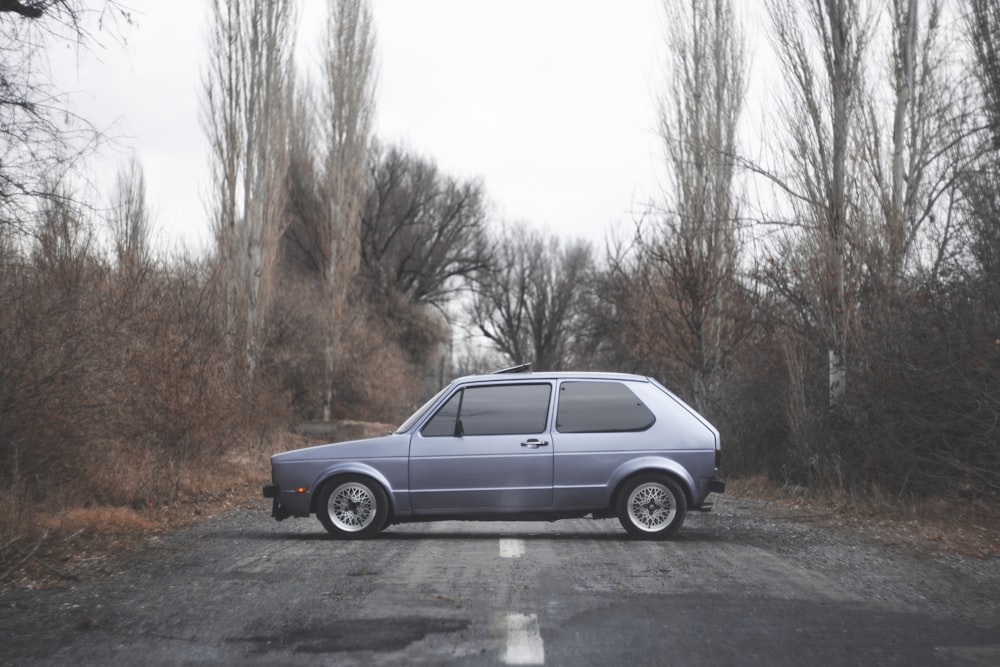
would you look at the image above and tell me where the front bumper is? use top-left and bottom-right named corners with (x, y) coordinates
top-left (263, 484), bottom-right (291, 521)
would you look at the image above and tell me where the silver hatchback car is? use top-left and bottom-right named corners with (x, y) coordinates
top-left (264, 369), bottom-right (725, 539)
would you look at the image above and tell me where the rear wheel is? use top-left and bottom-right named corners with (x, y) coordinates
top-left (616, 474), bottom-right (687, 539)
top-left (316, 475), bottom-right (388, 539)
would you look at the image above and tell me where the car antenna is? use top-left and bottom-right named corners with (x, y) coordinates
top-left (630, 356), bottom-right (647, 375)
top-left (492, 363), bottom-right (532, 374)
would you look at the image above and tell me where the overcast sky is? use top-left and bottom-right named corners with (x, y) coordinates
top-left (54, 1), bottom-right (680, 253)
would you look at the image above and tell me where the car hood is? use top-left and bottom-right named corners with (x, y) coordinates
top-left (271, 433), bottom-right (409, 463)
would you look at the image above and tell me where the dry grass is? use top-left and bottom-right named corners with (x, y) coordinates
top-left (38, 507), bottom-right (159, 534)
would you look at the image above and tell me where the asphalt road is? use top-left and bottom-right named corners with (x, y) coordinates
top-left (2, 495), bottom-right (998, 665)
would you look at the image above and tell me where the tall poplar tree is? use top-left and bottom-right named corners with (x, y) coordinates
top-left (648, 0), bottom-right (747, 413)
top-left (318, 0), bottom-right (377, 420)
top-left (765, 0), bottom-right (875, 405)
top-left (202, 0), bottom-right (296, 376)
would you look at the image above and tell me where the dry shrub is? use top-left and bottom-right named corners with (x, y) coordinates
top-left (169, 439), bottom-right (276, 501)
top-left (0, 236), bottom-right (290, 554)
top-left (330, 304), bottom-right (426, 423)
top-left (263, 273), bottom-right (325, 419)
top-left (267, 270), bottom-right (446, 423)
top-left (79, 440), bottom-right (169, 508)
top-left (841, 284), bottom-right (1000, 504)
top-left (75, 437), bottom-right (270, 509)
top-left (0, 483), bottom-right (37, 550)
top-left (717, 276), bottom-right (999, 516)
top-left (706, 326), bottom-right (791, 481)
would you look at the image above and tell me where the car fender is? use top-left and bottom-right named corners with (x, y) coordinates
top-left (607, 456), bottom-right (696, 505)
top-left (310, 462), bottom-right (397, 514)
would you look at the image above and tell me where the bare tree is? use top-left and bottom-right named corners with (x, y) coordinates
top-left (0, 1), bottom-right (43, 18)
top-left (0, 1), bottom-right (132, 231)
top-left (317, 0), bottom-right (377, 421)
top-left (281, 84), bottom-right (326, 279)
top-left (202, 0), bottom-right (296, 376)
top-left (1, 186), bottom-right (101, 501)
top-left (966, 0), bottom-right (1000, 127)
top-left (32, 180), bottom-right (94, 283)
top-left (763, 0), bottom-right (876, 405)
top-left (0, 1), bottom-right (126, 20)
top-left (642, 0), bottom-right (747, 413)
top-left (858, 0), bottom-right (962, 290)
top-left (361, 143), bottom-right (490, 307)
top-left (573, 234), bottom-right (649, 373)
top-left (882, 0), bottom-right (921, 281)
top-left (107, 155), bottom-right (152, 278)
top-left (963, 0), bottom-right (1000, 287)
top-left (470, 224), bottom-right (593, 372)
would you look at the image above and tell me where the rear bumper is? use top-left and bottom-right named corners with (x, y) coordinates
top-left (708, 478), bottom-right (726, 494)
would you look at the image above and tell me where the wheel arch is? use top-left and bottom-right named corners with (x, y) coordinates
top-left (608, 458), bottom-right (695, 511)
top-left (309, 464), bottom-right (396, 520)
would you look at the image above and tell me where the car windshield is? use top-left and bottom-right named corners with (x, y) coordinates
top-left (394, 385), bottom-right (451, 434)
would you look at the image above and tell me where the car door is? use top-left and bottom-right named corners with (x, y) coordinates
top-left (408, 382), bottom-right (554, 512)
top-left (550, 379), bottom-right (659, 508)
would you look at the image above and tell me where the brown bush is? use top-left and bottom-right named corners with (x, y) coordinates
top-left (326, 298), bottom-right (432, 424)
top-left (267, 266), bottom-right (448, 424)
top-left (0, 221), bottom-right (290, 552)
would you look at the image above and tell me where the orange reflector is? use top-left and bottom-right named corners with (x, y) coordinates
top-left (295, 487), bottom-right (308, 494)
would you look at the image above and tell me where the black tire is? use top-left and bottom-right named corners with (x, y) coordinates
top-left (316, 475), bottom-right (389, 539)
top-left (616, 474), bottom-right (687, 540)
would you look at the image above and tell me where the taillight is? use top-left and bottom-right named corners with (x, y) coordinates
top-left (715, 448), bottom-right (722, 469)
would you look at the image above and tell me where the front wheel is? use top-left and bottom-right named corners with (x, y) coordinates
top-left (616, 474), bottom-right (687, 540)
top-left (316, 475), bottom-right (388, 539)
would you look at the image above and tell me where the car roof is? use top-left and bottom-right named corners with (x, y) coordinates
top-left (452, 371), bottom-right (652, 385)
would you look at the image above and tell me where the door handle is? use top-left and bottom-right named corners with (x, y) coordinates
top-left (520, 439), bottom-right (549, 449)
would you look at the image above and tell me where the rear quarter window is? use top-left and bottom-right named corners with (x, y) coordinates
top-left (556, 381), bottom-right (656, 433)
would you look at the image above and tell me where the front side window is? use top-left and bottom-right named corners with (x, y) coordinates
top-left (421, 383), bottom-right (552, 437)
top-left (396, 385), bottom-right (451, 433)
top-left (556, 381), bottom-right (655, 433)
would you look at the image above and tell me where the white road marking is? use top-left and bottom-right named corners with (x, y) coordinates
top-left (503, 613), bottom-right (545, 665)
top-left (499, 538), bottom-right (526, 559)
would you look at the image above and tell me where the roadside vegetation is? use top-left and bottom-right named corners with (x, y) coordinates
top-left (2, 0), bottom-right (998, 581)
